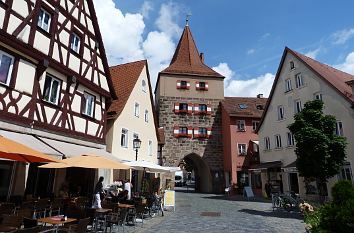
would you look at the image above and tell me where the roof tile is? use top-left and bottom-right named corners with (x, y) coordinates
top-left (221, 97), bottom-right (267, 118)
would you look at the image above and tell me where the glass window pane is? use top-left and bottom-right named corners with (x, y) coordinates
top-left (50, 80), bottom-right (59, 104)
top-left (0, 54), bottom-right (12, 84)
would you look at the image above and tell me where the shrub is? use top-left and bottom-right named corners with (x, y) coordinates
top-left (304, 180), bottom-right (354, 233)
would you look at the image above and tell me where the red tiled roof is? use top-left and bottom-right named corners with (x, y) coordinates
top-left (160, 26), bottom-right (224, 78)
top-left (221, 97), bottom-right (267, 118)
top-left (108, 60), bottom-right (146, 118)
top-left (290, 49), bottom-right (354, 102)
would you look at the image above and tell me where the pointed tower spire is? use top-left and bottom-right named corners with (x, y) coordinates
top-left (160, 25), bottom-right (223, 78)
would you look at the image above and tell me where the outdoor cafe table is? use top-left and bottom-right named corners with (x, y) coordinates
top-left (37, 216), bottom-right (77, 233)
top-left (117, 203), bottom-right (134, 209)
top-left (0, 225), bottom-right (17, 233)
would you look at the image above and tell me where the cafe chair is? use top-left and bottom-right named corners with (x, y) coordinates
top-left (16, 226), bottom-right (41, 233)
top-left (23, 217), bottom-right (37, 229)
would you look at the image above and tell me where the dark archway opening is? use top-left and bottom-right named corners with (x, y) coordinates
top-left (181, 153), bottom-right (212, 193)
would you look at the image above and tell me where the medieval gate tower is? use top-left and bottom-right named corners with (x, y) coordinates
top-left (155, 24), bottom-right (225, 193)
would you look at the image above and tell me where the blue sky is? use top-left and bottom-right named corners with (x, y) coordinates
top-left (93, 0), bottom-right (354, 97)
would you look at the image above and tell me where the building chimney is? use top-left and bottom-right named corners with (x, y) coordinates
top-left (257, 94), bottom-right (263, 98)
top-left (200, 53), bottom-right (204, 63)
top-left (346, 80), bottom-right (354, 96)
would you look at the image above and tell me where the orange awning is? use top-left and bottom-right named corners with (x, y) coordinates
top-left (0, 135), bottom-right (60, 163)
top-left (39, 154), bottom-right (130, 169)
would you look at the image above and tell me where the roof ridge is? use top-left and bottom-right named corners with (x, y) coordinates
top-left (110, 60), bottom-right (147, 69)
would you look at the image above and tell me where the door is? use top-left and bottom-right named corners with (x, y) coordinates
top-left (289, 173), bottom-right (299, 194)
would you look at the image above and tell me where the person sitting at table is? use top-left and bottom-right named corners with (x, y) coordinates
top-left (58, 183), bottom-right (69, 198)
top-left (117, 190), bottom-right (129, 203)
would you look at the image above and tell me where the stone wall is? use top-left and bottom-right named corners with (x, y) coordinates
top-left (157, 96), bottom-right (224, 192)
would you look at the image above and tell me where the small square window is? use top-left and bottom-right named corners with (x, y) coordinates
top-left (179, 103), bottom-right (188, 113)
top-left (198, 127), bottom-right (208, 137)
top-left (295, 73), bottom-right (304, 88)
top-left (0, 51), bottom-right (14, 86)
top-left (290, 61), bottom-right (295, 69)
top-left (237, 120), bottom-right (246, 131)
top-left (71, 33), bottom-right (81, 53)
top-left (134, 102), bottom-right (140, 117)
top-left (238, 144), bottom-right (247, 155)
top-left (314, 92), bottom-right (322, 101)
top-left (83, 92), bottom-right (95, 117)
top-left (180, 127), bottom-right (188, 136)
top-left (37, 8), bottom-right (51, 32)
top-left (43, 75), bottom-right (61, 105)
top-left (121, 129), bottom-right (128, 148)
top-left (181, 81), bottom-right (187, 87)
top-left (199, 104), bottom-right (207, 114)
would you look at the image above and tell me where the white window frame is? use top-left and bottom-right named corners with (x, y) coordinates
top-left (142, 80), bottom-right (147, 92)
top-left (275, 134), bottom-right (282, 148)
top-left (237, 120), bottom-right (246, 132)
top-left (134, 102), bottom-right (140, 117)
top-left (144, 110), bottom-right (149, 123)
top-left (83, 92), bottom-right (95, 117)
top-left (252, 121), bottom-right (259, 131)
top-left (132, 133), bottom-right (139, 150)
top-left (314, 92), bottom-right (322, 101)
top-left (264, 137), bottom-right (271, 150)
top-left (0, 50), bottom-right (14, 86)
top-left (287, 132), bottom-right (295, 146)
top-left (71, 33), bottom-right (81, 53)
top-left (237, 143), bottom-right (247, 155)
top-left (277, 105), bottom-right (284, 120)
top-left (43, 75), bottom-right (61, 105)
top-left (290, 61), bottom-right (295, 70)
top-left (339, 163), bottom-right (353, 182)
top-left (285, 79), bottom-right (292, 92)
top-left (121, 128), bottom-right (128, 148)
top-left (295, 100), bottom-right (302, 113)
top-left (148, 140), bottom-right (152, 156)
top-left (37, 8), bottom-right (51, 32)
top-left (295, 73), bottom-right (304, 88)
top-left (335, 121), bottom-right (344, 136)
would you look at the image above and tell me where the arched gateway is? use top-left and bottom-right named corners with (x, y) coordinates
top-left (155, 24), bottom-right (225, 193)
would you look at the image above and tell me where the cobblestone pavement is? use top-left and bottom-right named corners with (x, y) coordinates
top-left (135, 188), bottom-right (305, 233)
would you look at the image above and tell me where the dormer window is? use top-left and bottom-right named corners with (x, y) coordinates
top-left (37, 8), bottom-right (51, 32)
top-left (239, 104), bottom-right (248, 109)
top-left (177, 80), bottom-right (190, 89)
top-left (196, 81), bottom-right (208, 91)
top-left (71, 33), bottom-right (81, 54)
top-left (290, 61), bottom-right (295, 70)
top-left (256, 105), bottom-right (264, 110)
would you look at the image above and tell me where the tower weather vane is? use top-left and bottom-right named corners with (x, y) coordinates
top-left (186, 13), bottom-right (192, 26)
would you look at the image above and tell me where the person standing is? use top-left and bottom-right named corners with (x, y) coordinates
top-left (92, 176), bottom-right (104, 208)
top-left (124, 180), bottom-right (133, 200)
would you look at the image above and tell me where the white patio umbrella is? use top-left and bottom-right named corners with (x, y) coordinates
top-left (124, 160), bottom-right (170, 173)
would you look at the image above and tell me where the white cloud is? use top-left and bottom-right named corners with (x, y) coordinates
top-left (155, 2), bottom-right (183, 39)
top-left (260, 33), bottom-right (270, 40)
top-left (332, 28), bottom-right (354, 44)
top-left (247, 49), bottom-right (256, 55)
top-left (93, 0), bottom-right (181, 86)
top-left (335, 52), bottom-right (354, 75)
top-left (213, 63), bottom-right (274, 97)
top-left (305, 48), bottom-right (321, 59)
top-left (140, 1), bottom-right (153, 19)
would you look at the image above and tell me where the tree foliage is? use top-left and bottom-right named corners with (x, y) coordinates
top-left (288, 100), bottom-right (347, 182)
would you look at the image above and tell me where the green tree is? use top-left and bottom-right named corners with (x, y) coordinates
top-left (288, 100), bottom-right (347, 199)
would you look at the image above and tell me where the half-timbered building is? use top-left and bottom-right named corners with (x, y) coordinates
top-left (0, 0), bottom-right (116, 200)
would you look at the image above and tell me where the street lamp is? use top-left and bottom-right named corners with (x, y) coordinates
top-left (133, 137), bottom-right (141, 161)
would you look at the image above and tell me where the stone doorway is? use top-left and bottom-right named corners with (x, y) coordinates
top-left (182, 153), bottom-right (212, 193)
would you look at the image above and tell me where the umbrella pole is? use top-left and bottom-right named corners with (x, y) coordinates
top-left (7, 161), bottom-right (17, 201)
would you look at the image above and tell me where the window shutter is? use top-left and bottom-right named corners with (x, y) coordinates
top-left (193, 127), bottom-right (199, 138)
top-left (207, 105), bottom-right (212, 115)
top-left (187, 127), bottom-right (193, 138)
top-left (188, 103), bottom-right (193, 114)
top-left (173, 126), bottom-right (180, 137)
top-left (205, 82), bottom-right (209, 91)
top-left (194, 104), bottom-right (199, 114)
top-left (196, 81), bottom-right (200, 90)
top-left (186, 81), bottom-right (191, 89)
top-left (207, 128), bottom-right (212, 138)
top-left (176, 80), bottom-right (181, 89)
top-left (174, 103), bottom-right (180, 113)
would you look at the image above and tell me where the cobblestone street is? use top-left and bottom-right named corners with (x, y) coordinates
top-left (138, 188), bottom-right (305, 233)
